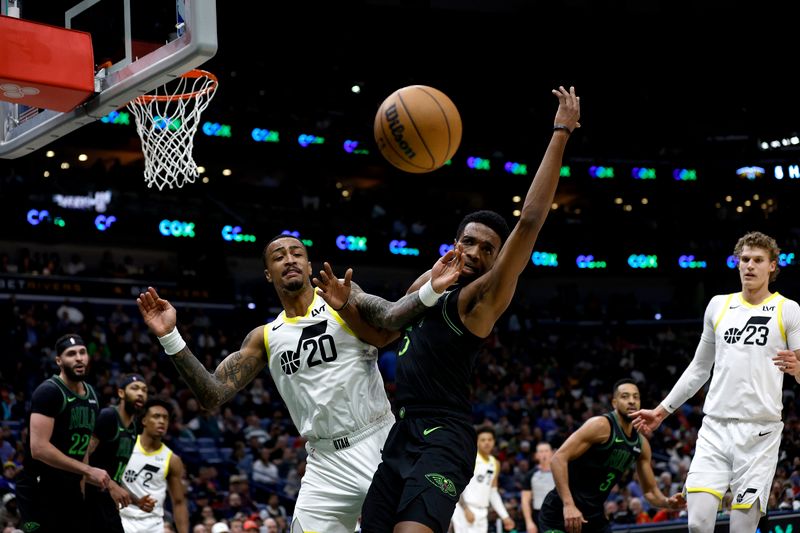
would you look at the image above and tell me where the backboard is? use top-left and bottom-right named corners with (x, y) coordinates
top-left (0, 0), bottom-right (216, 159)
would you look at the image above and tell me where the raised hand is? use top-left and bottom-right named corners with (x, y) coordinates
top-left (631, 407), bottom-right (667, 436)
top-left (136, 287), bottom-right (177, 337)
top-left (552, 85), bottom-right (581, 133)
top-left (430, 245), bottom-right (464, 292)
top-left (313, 262), bottom-right (353, 311)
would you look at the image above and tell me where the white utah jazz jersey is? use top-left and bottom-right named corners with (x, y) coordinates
top-left (120, 436), bottom-right (172, 520)
top-left (703, 292), bottom-right (800, 421)
top-left (264, 292), bottom-right (391, 440)
top-left (460, 454), bottom-right (500, 509)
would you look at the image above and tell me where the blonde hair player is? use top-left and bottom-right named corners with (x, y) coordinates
top-left (633, 231), bottom-right (800, 533)
top-left (450, 427), bottom-right (514, 532)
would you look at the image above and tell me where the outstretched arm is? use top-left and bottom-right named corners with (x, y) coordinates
top-left (137, 287), bottom-right (267, 409)
top-left (637, 439), bottom-right (686, 510)
top-left (458, 87), bottom-right (580, 338)
top-left (314, 247), bottom-right (464, 331)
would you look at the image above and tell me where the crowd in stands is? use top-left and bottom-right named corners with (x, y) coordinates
top-left (2, 280), bottom-right (800, 531)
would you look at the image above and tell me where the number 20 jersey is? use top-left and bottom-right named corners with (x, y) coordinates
top-left (703, 292), bottom-right (800, 421)
top-left (264, 292), bottom-right (391, 440)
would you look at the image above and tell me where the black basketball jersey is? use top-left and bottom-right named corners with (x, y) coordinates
top-left (90, 406), bottom-right (137, 483)
top-left (395, 287), bottom-right (485, 414)
top-left (567, 412), bottom-right (642, 519)
top-left (23, 376), bottom-right (99, 483)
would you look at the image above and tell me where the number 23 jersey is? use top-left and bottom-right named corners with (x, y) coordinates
top-left (264, 293), bottom-right (391, 440)
top-left (704, 292), bottom-right (800, 421)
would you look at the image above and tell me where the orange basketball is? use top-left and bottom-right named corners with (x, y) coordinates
top-left (374, 85), bottom-right (462, 173)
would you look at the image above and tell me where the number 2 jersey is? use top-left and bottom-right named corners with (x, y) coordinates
top-left (701, 292), bottom-right (800, 421)
top-left (120, 436), bottom-right (172, 520)
top-left (264, 292), bottom-right (391, 440)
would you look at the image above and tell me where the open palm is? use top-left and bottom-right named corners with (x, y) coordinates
top-left (136, 287), bottom-right (177, 337)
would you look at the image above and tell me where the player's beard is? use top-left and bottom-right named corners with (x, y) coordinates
top-left (616, 408), bottom-right (633, 423)
top-left (123, 394), bottom-right (144, 416)
top-left (284, 278), bottom-right (305, 292)
top-left (63, 364), bottom-right (86, 382)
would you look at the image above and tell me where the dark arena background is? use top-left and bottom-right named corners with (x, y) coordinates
top-left (2, 1), bottom-right (800, 532)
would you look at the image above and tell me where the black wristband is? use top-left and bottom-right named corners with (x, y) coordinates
top-left (333, 295), bottom-right (350, 312)
top-left (553, 124), bottom-right (572, 135)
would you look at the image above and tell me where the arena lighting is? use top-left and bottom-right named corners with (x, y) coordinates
top-left (779, 253), bottom-right (796, 267)
top-left (221, 225), bottom-right (256, 242)
top-left (759, 136), bottom-right (800, 150)
top-left (726, 255), bottom-right (738, 269)
top-left (678, 255), bottom-right (707, 269)
top-left (627, 254), bottom-right (658, 269)
top-left (531, 251), bottom-right (558, 267)
top-left (389, 240), bottom-right (420, 256)
top-left (336, 235), bottom-right (367, 252)
top-left (52, 191), bottom-right (111, 213)
top-left (559, 166), bottom-right (571, 177)
top-left (631, 167), bottom-right (655, 180)
top-left (251, 128), bottom-right (279, 142)
top-left (100, 110), bottom-right (130, 125)
top-left (735, 166), bottom-right (765, 180)
top-left (504, 162), bottom-right (528, 175)
top-left (94, 215), bottom-right (116, 231)
top-left (439, 243), bottom-right (455, 256)
top-left (772, 164), bottom-right (800, 180)
top-left (673, 168), bottom-right (697, 181)
top-left (298, 134), bottom-right (325, 147)
top-left (466, 157), bottom-right (490, 170)
top-left (343, 140), bottom-right (369, 155)
top-left (26, 209), bottom-right (49, 226)
top-left (589, 166), bottom-right (614, 179)
top-left (153, 116), bottom-right (181, 131)
top-left (576, 255), bottom-right (607, 269)
top-left (202, 122), bottom-right (232, 137)
top-left (159, 220), bottom-right (196, 238)
top-left (247, 303), bottom-right (256, 310)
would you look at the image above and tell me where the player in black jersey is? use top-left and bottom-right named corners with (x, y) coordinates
top-left (16, 334), bottom-right (111, 532)
top-left (87, 373), bottom-right (155, 533)
top-left (538, 379), bottom-right (684, 533)
top-left (314, 87), bottom-right (581, 533)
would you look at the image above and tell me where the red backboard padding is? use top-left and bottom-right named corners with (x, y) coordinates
top-left (0, 15), bottom-right (94, 112)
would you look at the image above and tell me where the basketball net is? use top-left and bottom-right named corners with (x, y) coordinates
top-left (127, 69), bottom-right (217, 190)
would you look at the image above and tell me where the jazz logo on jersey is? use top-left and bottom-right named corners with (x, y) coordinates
top-left (723, 316), bottom-right (771, 346)
top-left (124, 463), bottom-right (160, 484)
top-left (279, 321), bottom-right (339, 375)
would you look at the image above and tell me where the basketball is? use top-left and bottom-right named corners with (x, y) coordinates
top-left (373, 85), bottom-right (462, 173)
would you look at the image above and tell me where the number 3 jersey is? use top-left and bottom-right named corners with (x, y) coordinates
top-left (703, 292), bottom-right (800, 421)
top-left (264, 293), bottom-right (391, 440)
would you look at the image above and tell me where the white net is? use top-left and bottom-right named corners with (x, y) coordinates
top-left (127, 70), bottom-right (217, 190)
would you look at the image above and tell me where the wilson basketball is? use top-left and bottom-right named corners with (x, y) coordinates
top-left (374, 85), bottom-right (462, 173)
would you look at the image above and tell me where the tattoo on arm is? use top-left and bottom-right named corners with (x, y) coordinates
top-left (169, 331), bottom-right (262, 409)
top-left (354, 291), bottom-right (428, 330)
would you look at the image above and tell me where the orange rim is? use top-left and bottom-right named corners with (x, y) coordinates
top-left (131, 69), bottom-right (218, 104)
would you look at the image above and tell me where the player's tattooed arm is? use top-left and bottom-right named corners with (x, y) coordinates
top-left (351, 283), bottom-right (429, 330)
top-left (171, 327), bottom-right (267, 409)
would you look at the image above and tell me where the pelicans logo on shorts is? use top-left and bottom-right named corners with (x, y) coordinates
top-left (426, 473), bottom-right (457, 497)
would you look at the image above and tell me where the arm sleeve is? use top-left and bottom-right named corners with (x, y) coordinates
top-left (782, 299), bottom-right (800, 350)
top-left (489, 487), bottom-right (510, 519)
top-left (30, 381), bottom-right (63, 418)
top-left (661, 298), bottom-right (719, 413)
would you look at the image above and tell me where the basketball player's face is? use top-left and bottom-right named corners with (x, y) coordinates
top-left (143, 406), bottom-right (169, 437)
top-left (265, 238), bottom-right (312, 292)
top-left (120, 381), bottom-right (148, 415)
top-left (738, 245), bottom-right (775, 290)
top-left (477, 432), bottom-right (495, 457)
top-left (612, 383), bottom-right (640, 422)
top-left (57, 345), bottom-right (89, 382)
top-left (456, 223), bottom-right (501, 283)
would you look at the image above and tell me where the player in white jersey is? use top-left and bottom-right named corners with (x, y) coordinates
top-left (136, 235), bottom-right (463, 533)
top-left (451, 427), bottom-right (514, 533)
top-left (633, 231), bottom-right (800, 533)
top-left (121, 399), bottom-right (189, 533)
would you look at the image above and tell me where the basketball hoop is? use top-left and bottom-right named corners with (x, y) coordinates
top-left (127, 69), bottom-right (217, 189)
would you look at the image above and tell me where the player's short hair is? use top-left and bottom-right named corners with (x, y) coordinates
top-left (262, 234), bottom-right (307, 268)
top-left (456, 210), bottom-right (511, 247)
top-left (613, 378), bottom-right (638, 396)
top-left (476, 425), bottom-right (496, 439)
top-left (733, 231), bottom-right (781, 282)
top-left (143, 398), bottom-right (172, 419)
